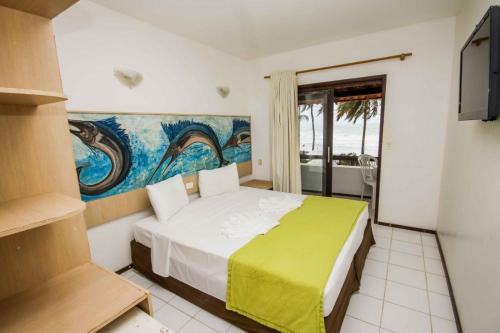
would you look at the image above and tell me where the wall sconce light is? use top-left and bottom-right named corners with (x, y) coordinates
top-left (216, 86), bottom-right (230, 98)
top-left (113, 67), bottom-right (143, 89)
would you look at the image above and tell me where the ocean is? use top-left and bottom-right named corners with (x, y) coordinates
top-left (299, 105), bottom-right (380, 157)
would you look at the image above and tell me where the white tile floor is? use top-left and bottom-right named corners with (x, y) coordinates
top-left (121, 224), bottom-right (458, 333)
top-left (343, 225), bottom-right (458, 333)
top-left (121, 269), bottom-right (244, 333)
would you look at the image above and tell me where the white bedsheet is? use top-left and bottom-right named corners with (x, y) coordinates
top-left (133, 187), bottom-right (369, 317)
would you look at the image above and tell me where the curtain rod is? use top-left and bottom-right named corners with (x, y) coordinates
top-left (263, 52), bottom-right (412, 79)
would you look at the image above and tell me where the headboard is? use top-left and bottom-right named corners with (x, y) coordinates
top-left (67, 111), bottom-right (252, 228)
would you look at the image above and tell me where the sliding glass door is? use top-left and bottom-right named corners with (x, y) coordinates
top-left (298, 77), bottom-right (383, 199)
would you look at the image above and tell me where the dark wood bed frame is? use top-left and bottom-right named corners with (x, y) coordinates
top-left (131, 221), bottom-right (375, 333)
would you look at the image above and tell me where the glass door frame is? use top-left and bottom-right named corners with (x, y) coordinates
top-left (322, 89), bottom-right (334, 197)
top-left (298, 86), bottom-right (334, 196)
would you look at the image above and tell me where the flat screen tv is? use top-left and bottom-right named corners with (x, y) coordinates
top-left (459, 6), bottom-right (500, 121)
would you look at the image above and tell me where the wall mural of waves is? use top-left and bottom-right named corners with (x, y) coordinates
top-left (68, 112), bottom-right (251, 202)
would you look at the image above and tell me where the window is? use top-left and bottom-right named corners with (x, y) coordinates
top-left (299, 103), bottom-right (324, 156)
top-left (333, 99), bottom-right (381, 158)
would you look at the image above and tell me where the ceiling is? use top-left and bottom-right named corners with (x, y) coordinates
top-left (91, 0), bottom-right (462, 59)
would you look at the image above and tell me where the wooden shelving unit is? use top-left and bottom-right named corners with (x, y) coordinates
top-left (0, 3), bottom-right (153, 332)
top-left (0, 192), bottom-right (85, 238)
top-left (0, 262), bottom-right (151, 333)
top-left (0, 87), bottom-right (67, 106)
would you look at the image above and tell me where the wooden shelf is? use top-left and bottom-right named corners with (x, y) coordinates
top-left (0, 1), bottom-right (79, 19)
top-left (0, 87), bottom-right (67, 106)
top-left (0, 192), bottom-right (85, 238)
top-left (0, 262), bottom-right (151, 333)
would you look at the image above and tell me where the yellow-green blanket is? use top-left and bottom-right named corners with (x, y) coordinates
top-left (226, 196), bottom-right (367, 333)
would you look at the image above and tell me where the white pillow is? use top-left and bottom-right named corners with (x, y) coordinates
top-left (146, 174), bottom-right (189, 223)
top-left (199, 163), bottom-right (240, 197)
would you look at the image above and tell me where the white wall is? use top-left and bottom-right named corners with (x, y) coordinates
top-left (53, 0), bottom-right (250, 271)
top-left (437, 1), bottom-right (500, 332)
top-left (248, 17), bottom-right (456, 230)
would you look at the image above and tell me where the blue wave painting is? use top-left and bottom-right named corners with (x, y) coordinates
top-left (68, 113), bottom-right (251, 202)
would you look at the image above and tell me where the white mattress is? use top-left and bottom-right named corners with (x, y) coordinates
top-left (133, 187), bottom-right (369, 317)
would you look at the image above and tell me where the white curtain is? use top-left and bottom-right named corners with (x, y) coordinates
top-left (271, 71), bottom-right (301, 194)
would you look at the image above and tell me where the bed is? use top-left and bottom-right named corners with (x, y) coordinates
top-left (131, 187), bottom-right (375, 333)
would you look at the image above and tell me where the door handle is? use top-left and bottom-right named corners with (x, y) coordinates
top-left (327, 146), bottom-right (331, 164)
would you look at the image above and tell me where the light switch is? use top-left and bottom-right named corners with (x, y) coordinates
top-left (258, 159), bottom-right (263, 166)
top-left (185, 182), bottom-right (194, 189)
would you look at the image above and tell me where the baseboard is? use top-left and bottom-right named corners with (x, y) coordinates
top-left (375, 221), bottom-right (435, 234)
top-left (435, 233), bottom-right (463, 333)
top-left (115, 263), bottom-right (134, 275)
top-left (375, 221), bottom-right (463, 333)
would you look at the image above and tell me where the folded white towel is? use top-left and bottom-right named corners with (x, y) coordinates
top-left (221, 212), bottom-right (279, 238)
top-left (221, 195), bottom-right (303, 239)
top-left (258, 195), bottom-right (303, 216)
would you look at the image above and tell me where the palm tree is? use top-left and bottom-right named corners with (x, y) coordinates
top-left (298, 104), bottom-right (310, 122)
top-left (336, 99), bottom-right (380, 154)
top-left (299, 104), bottom-right (324, 152)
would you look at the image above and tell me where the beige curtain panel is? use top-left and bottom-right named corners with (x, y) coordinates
top-left (271, 71), bottom-right (301, 194)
